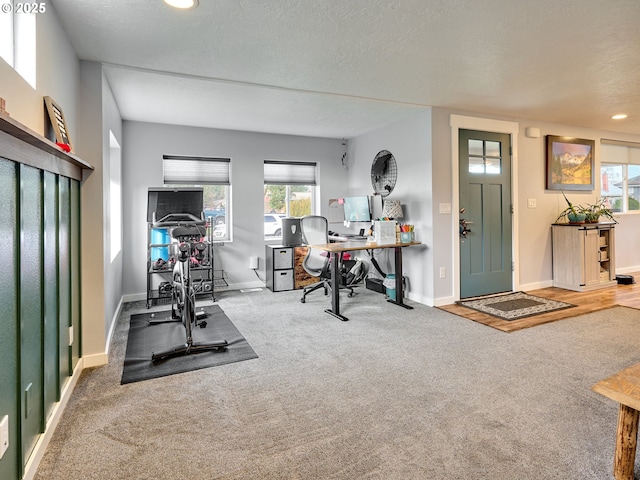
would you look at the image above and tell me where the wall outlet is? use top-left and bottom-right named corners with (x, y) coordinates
top-left (249, 256), bottom-right (259, 270)
top-left (0, 415), bottom-right (8, 459)
top-left (439, 267), bottom-right (446, 279)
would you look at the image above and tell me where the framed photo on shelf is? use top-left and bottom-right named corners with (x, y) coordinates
top-left (44, 96), bottom-right (72, 151)
top-left (546, 135), bottom-right (594, 191)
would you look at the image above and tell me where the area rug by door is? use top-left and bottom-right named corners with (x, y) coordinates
top-left (456, 291), bottom-right (575, 321)
top-left (121, 304), bottom-right (258, 384)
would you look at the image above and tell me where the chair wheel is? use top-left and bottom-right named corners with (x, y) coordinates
top-left (301, 298), bottom-right (306, 303)
top-left (199, 321), bottom-right (207, 328)
top-left (348, 292), bottom-right (354, 297)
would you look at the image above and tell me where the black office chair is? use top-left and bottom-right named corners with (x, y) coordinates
top-left (299, 215), bottom-right (354, 303)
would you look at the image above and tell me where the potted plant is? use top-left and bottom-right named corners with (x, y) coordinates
top-left (580, 198), bottom-right (617, 223)
top-left (555, 192), bottom-right (586, 223)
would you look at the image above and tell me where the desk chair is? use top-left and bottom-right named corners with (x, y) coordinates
top-left (300, 215), bottom-right (354, 303)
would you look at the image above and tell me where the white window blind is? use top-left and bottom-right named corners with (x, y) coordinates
top-left (601, 140), bottom-right (640, 165)
top-left (264, 160), bottom-right (317, 185)
top-left (163, 155), bottom-right (230, 185)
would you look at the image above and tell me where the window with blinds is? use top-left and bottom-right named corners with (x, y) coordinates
top-left (600, 140), bottom-right (640, 213)
top-left (163, 155), bottom-right (230, 185)
top-left (163, 155), bottom-right (231, 241)
top-left (263, 161), bottom-right (317, 236)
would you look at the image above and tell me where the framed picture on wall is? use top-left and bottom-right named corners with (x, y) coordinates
top-left (546, 135), bottom-right (595, 191)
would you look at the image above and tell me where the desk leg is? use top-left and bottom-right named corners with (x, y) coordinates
top-left (613, 403), bottom-right (639, 480)
top-left (387, 246), bottom-right (413, 310)
top-left (325, 251), bottom-right (349, 321)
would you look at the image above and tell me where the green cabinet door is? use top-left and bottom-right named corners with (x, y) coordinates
top-left (19, 164), bottom-right (44, 465)
top-left (43, 171), bottom-right (60, 421)
top-left (0, 158), bottom-right (20, 480)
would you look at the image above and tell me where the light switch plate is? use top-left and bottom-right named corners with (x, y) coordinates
top-left (439, 203), bottom-right (452, 214)
top-left (527, 198), bottom-right (537, 208)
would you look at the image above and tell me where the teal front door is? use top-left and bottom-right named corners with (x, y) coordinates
top-left (459, 129), bottom-right (513, 298)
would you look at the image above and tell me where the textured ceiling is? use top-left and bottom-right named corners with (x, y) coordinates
top-left (51, 0), bottom-right (640, 138)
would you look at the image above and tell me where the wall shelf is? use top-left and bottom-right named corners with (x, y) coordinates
top-left (0, 112), bottom-right (93, 181)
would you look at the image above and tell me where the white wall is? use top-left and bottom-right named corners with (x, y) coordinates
top-left (102, 74), bottom-right (123, 349)
top-left (121, 121), bottom-right (348, 298)
top-left (0, 3), bottom-right (79, 135)
top-left (348, 111), bottom-right (434, 305)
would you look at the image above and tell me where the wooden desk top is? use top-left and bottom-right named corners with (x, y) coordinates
top-left (593, 363), bottom-right (640, 411)
top-left (310, 241), bottom-right (421, 253)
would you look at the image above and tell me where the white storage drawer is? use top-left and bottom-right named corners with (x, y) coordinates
top-left (274, 270), bottom-right (294, 291)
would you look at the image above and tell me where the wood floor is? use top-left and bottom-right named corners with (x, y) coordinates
top-left (437, 272), bottom-right (640, 332)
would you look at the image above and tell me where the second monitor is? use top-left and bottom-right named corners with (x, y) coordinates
top-left (343, 196), bottom-right (371, 222)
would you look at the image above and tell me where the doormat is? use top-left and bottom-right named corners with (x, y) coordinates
top-left (456, 291), bottom-right (575, 321)
top-left (121, 304), bottom-right (258, 384)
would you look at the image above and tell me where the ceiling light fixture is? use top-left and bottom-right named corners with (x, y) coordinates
top-left (611, 114), bottom-right (628, 120)
top-left (164, 0), bottom-right (198, 9)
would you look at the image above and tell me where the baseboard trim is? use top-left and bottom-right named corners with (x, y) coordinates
top-left (519, 279), bottom-right (554, 291)
top-left (82, 352), bottom-right (108, 368)
top-left (22, 358), bottom-right (85, 480)
top-left (617, 266), bottom-right (640, 275)
top-left (104, 296), bottom-right (124, 359)
top-left (433, 295), bottom-right (456, 307)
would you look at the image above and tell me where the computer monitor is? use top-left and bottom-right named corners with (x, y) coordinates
top-left (370, 195), bottom-right (383, 220)
top-left (343, 196), bottom-right (371, 222)
top-left (147, 187), bottom-right (204, 224)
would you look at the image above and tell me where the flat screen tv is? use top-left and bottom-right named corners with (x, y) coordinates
top-left (343, 196), bottom-right (371, 222)
top-left (147, 187), bottom-right (204, 224)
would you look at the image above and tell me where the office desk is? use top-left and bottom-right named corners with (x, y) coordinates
top-left (310, 240), bottom-right (421, 321)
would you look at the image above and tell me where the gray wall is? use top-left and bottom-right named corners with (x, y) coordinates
top-left (121, 121), bottom-right (348, 298)
top-left (347, 111), bottom-right (433, 304)
top-left (76, 62), bottom-right (123, 362)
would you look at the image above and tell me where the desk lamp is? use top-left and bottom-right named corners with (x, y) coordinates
top-left (382, 199), bottom-right (403, 219)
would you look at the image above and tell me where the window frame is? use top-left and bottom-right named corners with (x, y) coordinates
top-left (163, 155), bottom-right (232, 242)
top-left (263, 160), bottom-right (318, 239)
top-left (0, 1), bottom-right (37, 88)
top-left (600, 141), bottom-right (640, 214)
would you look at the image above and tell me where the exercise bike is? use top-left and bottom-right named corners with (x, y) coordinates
top-left (150, 221), bottom-right (228, 362)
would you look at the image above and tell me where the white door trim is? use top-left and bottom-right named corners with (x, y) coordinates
top-left (450, 115), bottom-right (520, 301)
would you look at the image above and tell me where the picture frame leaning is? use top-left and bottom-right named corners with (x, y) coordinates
top-left (546, 135), bottom-right (595, 191)
top-left (44, 96), bottom-right (73, 151)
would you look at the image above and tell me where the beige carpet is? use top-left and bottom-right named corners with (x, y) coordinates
top-left (34, 288), bottom-right (640, 479)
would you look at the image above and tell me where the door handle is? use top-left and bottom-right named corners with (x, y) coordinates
top-left (459, 208), bottom-right (472, 239)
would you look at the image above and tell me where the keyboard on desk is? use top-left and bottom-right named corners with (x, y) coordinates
top-left (328, 233), bottom-right (368, 242)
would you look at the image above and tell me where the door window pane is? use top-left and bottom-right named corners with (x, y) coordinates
top-left (485, 141), bottom-right (500, 157)
top-left (485, 157), bottom-right (501, 174)
top-left (468, 140), bottom-right (501, 174)
top-left (468, 157), bottom-right (485, 173)
top-left (468, 139), bottom-right (483, 156)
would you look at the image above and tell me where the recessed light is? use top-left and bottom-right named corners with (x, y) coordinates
top-left (611, 114), bottom-right (628, 120)
top-left (164, 0), bottom-right (198, 9)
